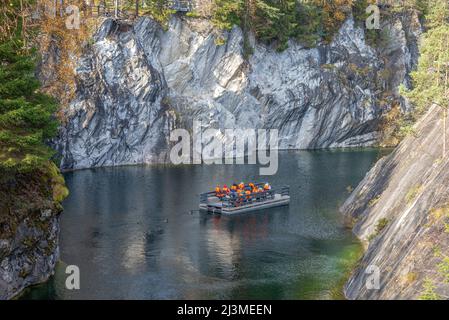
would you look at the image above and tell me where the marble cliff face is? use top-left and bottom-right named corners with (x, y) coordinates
top-left (51, 12), bottom-right (421, 170)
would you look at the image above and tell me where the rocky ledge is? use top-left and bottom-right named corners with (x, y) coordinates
top-left (0, 164), bottom-right (68, 300)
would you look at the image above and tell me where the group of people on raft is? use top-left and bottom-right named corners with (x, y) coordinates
top-left (214, 182), bottom-right (272, 204)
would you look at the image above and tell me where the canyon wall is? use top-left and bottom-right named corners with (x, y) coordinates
top-left (53, 13), bottom-right (421, 170)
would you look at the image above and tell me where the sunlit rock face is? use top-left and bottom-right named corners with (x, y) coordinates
top-left (341, 104), bottom-right (449, 300)
top-left (54, 13), bottom-right (421, 170)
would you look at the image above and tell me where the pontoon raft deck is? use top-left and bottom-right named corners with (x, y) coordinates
top-left (199, 184), bottom-right (290, 214)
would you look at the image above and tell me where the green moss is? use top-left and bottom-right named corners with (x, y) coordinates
top-left (419, 278), bottom-right (441, 300)
top-left (330, 243), bottom-right (364, 300)
top-left (0, 160), bottom-right (67, 247)
top-left (367, 218), bottom-right (390, 241)
top-left (406, 185), bottom-right (423, 204)
top-left (321, 64), bottom-right (336, 71)
top-left (186, 11), bottom-right (201, 18)
top-left (368, 195), bottom-right (381, 207)
top-left (433, 245), bottom-right (442, 257)
top-left (376, 218), bottom-right (389, 232)
top-left (437, 256), bottom-right (449, 283)
top-left (214, 36), bottom-right (226, 46)
top-left (49, 165), bottom-right (68, 204)
top-left (21, 237), bottom-right (36, 248)
top-left (444, 222), bottom-right (449, 233)
top-left (50, 171), bottom-right (69, 203)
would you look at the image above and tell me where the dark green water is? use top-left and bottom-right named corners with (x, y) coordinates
top-left (22, 149), bottom-right (385, 299)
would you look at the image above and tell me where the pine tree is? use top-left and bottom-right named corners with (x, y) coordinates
top-left (250, 0), bottom-right (282, 44)
top-left (144, 0), bottom-right (176, 27)
top-left (402, 0), bottom-right (449, 155)
top-left (212, 0), bottom-right (243, 30)
top-left (404, 0), bottom-right (449, 111)
top-left (211, 0), bottom-right (362, 50)
top-left (0, 1), bottom-right (59, 172)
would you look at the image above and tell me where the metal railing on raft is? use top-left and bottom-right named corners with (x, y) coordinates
top-left (200, 185), bottom-right (290, 208)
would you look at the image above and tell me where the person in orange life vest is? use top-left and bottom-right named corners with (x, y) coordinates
top-left (248, 182), bottom-right (255, 189)
top-left (238, 182), bottom-right (245, 190)
top-left (263, 183), bottom-right (271, 191)
top-left (222, 184), bottom-right (230, 194)
top-left (245, 190), bottom-right (251, 200)
top-left (234, 190), bottom-right (243, 206)
top-left (230, 186), bottom-right (237, 199)
top-left (215, 185), bottom-right (222, 198)
top-left (252, 187), bottom-right (261, 201)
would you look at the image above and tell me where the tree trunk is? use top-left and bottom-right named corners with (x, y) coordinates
top-left (20, 0), bottom-right (25, 47)
top-left (442, 79), bottom-right (446, 159)
top-left (60, 0), bottom-right (64, 17)
top-left (444, 36), bottom-right (449, 158)
top-left (436, 38), bottom-right (443, 157)
top-left (442, 53), bottom-right (449, 158)
top-left (135, 0), bottom-right (139, 17)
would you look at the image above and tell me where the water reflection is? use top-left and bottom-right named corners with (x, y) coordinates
top-left (21, 149), bottom-right (387, 300)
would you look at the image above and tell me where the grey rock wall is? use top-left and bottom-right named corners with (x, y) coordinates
top-left (54, 13), bottom-right (421, 170)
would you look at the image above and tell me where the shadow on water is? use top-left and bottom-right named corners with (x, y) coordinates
top-left (20, 149), bottom-right (389, 299)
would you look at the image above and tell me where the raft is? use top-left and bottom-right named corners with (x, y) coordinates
top-left (199, 184), bottom-right (290, 214)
